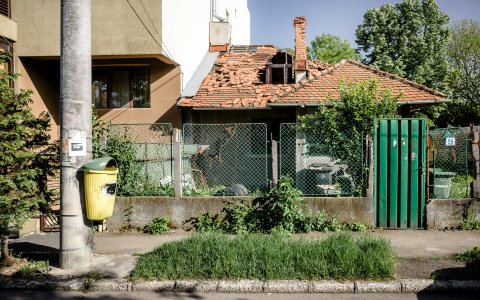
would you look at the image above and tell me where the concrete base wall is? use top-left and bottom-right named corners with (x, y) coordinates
top-left (106, 196), bottom-right (374, 231)
top-left (426, 199), bottom-right (480, 230)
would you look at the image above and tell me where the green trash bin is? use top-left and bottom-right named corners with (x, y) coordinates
top-left (82, 157), bottom-right (118, 220)
top-left (431, 171), bottom-right (456, 199)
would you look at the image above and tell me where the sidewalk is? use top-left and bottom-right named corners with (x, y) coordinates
top-left (2, 230), bottom-right (480, 293)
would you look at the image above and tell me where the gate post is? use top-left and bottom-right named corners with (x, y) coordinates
top-left (472, 127), bottom-right (480, 198)
top-left (366, 135), bottom-right (374, 198)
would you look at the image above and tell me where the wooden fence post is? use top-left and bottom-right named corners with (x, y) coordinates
top-left (173, 128), bottom-right (183, 197)
top-left (472, 127), bottom-right (480, 199)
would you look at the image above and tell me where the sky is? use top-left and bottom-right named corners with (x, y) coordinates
top-left (248, 0), bottom-right (480, 49)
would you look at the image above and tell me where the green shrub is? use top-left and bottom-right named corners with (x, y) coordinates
top-left (144, 217), bottom-right (170, 235)
top-left (454, 246), bottom-right (480, 266)
top-left (131, 233), bottom-right (396, 280)
top-left (190, 176), bottom-right (369, 234)
top-left (194, 212), bottom-right (224, 233)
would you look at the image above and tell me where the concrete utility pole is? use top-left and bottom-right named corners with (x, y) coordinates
top-left (59, 0), bottom-right (93, 269)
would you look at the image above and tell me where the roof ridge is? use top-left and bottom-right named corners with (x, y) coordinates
top-left (344, 60), bottom-right (447, 98)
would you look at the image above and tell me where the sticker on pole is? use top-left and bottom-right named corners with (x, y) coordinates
top-left (445, 137), bottom-right (456, 146)
top-left (69, 132), bottom-right (86, 156)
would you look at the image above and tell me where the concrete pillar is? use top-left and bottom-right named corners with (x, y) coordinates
top-left (366, 135), bottom-right (374, 199)
top-left (173, 128), bottom-right (183, 197)
top-left (271, 140), bottom-right (278, 187)
top-left (59, 0), bottom-right (93, 269)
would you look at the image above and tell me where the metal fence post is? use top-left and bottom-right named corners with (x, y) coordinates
top-left (472, 127), bottom-right (480, 198)
top-left (366, 135), bottom-right (374, 198)
top-left (173, 128), bottom-right (183, 197)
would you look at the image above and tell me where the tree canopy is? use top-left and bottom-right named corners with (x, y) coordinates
top-left (0, 51), bottom-right (56, 264)
top-left (310, 33), bottom-right (360, 64)
top-left (444, 19), bottom-right (480, 124)
top-left (355, 0), bottom-right (450, 91)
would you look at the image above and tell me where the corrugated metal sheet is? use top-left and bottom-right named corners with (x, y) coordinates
top-left (374, 119), bottom-right (427, 228)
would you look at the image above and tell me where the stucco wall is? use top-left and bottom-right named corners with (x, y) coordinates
top-left (426, 199), bottom-right (480, 230)
top-left (12, 0), bottom-right (162, 57)
top-left (0, 14), bottom-right (17, 41)
top-left (21, 57), bottom-right (181, 140)
top-left (106, 196), bottom-right (373, 231)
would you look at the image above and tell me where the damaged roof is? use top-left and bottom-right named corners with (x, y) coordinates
top-left (178, 45), bottom-right (446, 109)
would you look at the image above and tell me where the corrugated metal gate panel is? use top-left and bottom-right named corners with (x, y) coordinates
top-left (374, 119), bottom-right (427, 229)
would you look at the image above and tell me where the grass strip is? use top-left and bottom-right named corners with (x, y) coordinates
top-left (131, 233), bottom-right (396, 280)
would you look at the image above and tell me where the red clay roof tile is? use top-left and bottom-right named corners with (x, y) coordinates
top-left (178, 46), bottom-right (446, 109)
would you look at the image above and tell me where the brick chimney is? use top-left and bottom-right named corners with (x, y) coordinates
top-left (294, 16), bottom-right (307, 82)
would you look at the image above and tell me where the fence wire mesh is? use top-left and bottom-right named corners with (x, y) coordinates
top-left (279, 123), bottom-right (365, 196)
top-left (107, 123), bottom-right (173, 196)
top-left (182, 123), bottom-right (268, 196)
top-left (428, 126), bottom-right (470, 199)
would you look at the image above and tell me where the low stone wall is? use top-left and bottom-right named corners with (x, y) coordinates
top-left (426, 199), bottom-right (480, 230)
top-left (106, 196), bottom-right (374, 231)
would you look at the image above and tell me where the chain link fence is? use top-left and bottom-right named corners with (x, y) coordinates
top-left (429, 126), bottom-right (470, 199)
top-left (182, 123), bottom-right (268, 196)
top-left (106, 123), bottom-right (173, 196)
top-left (279, 123), bottom-right (365, 196)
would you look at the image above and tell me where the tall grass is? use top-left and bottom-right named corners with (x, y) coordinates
top-left (131, 233), bottom-right (396, 280)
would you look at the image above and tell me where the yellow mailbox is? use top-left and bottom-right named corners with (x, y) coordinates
top-left (83, 157), bottom-right (118, 220)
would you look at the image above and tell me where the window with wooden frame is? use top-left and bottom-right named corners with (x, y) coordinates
top-left (265, 52), bottom-right (294, 84)
top-left (92, 66), bottom-right (150, 109)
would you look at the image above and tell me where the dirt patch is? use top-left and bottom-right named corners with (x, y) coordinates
top-left (397, 257), bottom-right (480, 280)
top-left (0, 257), bottom-right (29, 276)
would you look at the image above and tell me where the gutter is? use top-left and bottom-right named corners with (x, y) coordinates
top-left (191, 107), bottom-right (271, 111)
top-left (267, 99), bottom-right (447, 107)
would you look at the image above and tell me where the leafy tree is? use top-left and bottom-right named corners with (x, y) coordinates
top-left (298, 79), bottom-right (399, 195)
top-left (355, 0), bottom-right (450, 91)
top-left (310, 33), bottom-right (361, 64)
top-left (442, 19), bottom-right (480, 125)
top-left (0, 51), bottom-right (56, 265)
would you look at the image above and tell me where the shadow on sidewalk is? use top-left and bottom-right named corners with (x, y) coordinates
top-left (8, 242), bottom-right (59, 266)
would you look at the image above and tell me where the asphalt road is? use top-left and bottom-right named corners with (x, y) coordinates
top-left (0, 291), bottom-right (479, 300)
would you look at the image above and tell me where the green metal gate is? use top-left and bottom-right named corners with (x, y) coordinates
top-left (374, 119), bottom-right (427, 228)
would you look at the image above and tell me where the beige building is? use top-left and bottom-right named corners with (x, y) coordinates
top-left (7, 0), bottom-right (182, 140)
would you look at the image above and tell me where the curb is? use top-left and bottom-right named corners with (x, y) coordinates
top-left (2, 278), bottom-right (480, 293)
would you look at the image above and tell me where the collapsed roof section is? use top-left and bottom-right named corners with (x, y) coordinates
top-left (178, 46), bottom-right (446, 109)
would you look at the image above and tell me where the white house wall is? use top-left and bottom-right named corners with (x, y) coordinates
top-left (162, 0), bottom-right (250, 89)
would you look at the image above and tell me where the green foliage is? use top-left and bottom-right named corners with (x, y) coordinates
top-left (194, 212), bottom-right (224, 233)
top-left (104, 132), bottom-right (142, 196)
top-left (310, 33), bottom-right (361, 64)
top-left (460, 200), bottom-right (480, 230)
top-left (131, 233), bottom-right (396, 280)
top-left (441, 19), bottom-right (480, 126)
top-left (13, 260), bottom-right (50, 278)
top-left (92, 109), bottom-right (108, 159)
top-left (0, 51), bottom-right (57, 263)
top-left (144, 217), bottom-right (170, 235)
top-left (257, 176), bottom-right (306, 233)
top-left (356, 0), bottom-right (450, 91)
top-left (298, 79), bottom-right (399, 196)
top-left (102, 130), bottom-right (174, 197)
top-left (454, 246), bottom-right (480, 266)
top-left (190, 176), bottom-right (369, 234)
top-left (450, 175), bottom-right (473, 199)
